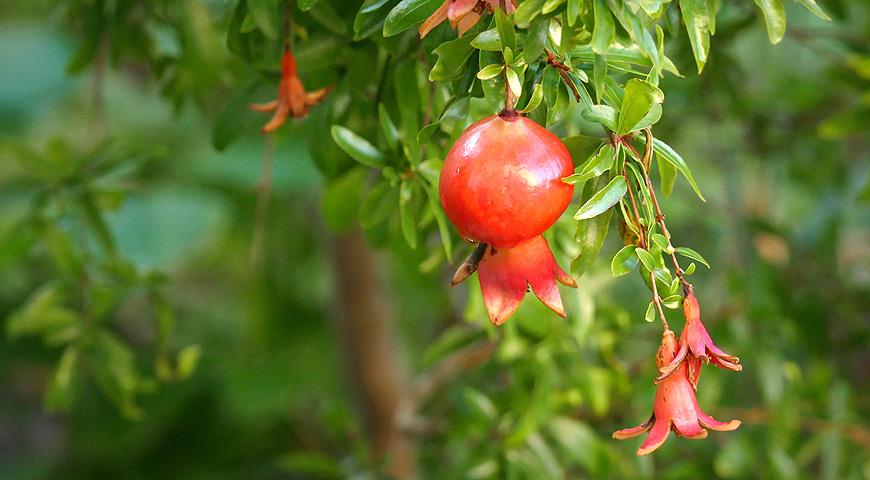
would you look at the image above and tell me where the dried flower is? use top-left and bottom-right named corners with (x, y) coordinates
top-left (419, 0), bottom-right (517, 39)
top-left (250, 50), bottom-right (331, 133)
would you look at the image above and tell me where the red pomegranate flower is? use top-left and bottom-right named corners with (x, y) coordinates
top-left (613, 329), bottom-right (741, 455)
top-left (440, 114), bottom-right (575, 325)
top-left (250, 49), bottom-right (331, 133)
top-left (657, 291), bottom-right (741, 388)
top-left (420, 0), bottom-right (518, 39)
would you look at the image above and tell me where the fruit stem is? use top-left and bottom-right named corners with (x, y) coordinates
top-left (500, 0), bottom-right (516, 117)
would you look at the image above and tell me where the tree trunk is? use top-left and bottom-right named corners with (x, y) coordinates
top-left (330, 230), bottom-right (416, 479)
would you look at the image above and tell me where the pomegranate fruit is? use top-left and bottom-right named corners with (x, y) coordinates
top-left (440, 114), bottom-right (576, 324)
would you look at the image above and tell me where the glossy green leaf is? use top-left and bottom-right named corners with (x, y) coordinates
top-left (477, 64), bottom-right (504, 80)
top-left (471, 29), bottom-right (501, 51)
top-left (796, 0), bottom-right (831, 20)
top-left (378, 104), bottom-right (400, 151)
top-left (506, 67), bottom-right (522, 97)
top-left (644, 301), bottom-right (656, 322)
top-left (523, 16), bottom-right (549, 63)
top-left (754, 0), bottom-right (786, 44)
top-left (592, 0), bottom-right (614, 55)
top-left (675, 246), bottom-right (710, 268)
top-left (656, 146), bottom-right (677, 196)
top-left (429, 34), bottom-right (476, 81)
top-left (581, 104), bottom-right (618, 132)
top-left (652, 138), bottom-right (706, 201)
top-left (514, 0), bottom-right (546, 28)
top-left (330, 126), bottom-right (386, 168)
top-left (618, 79), bottom-right (664, 134)
top-left (680, 0), bottom-right (711, 73)
top-left (661, 294), bottom-right (682, 309)
top-left (519, 83), bottom-right (544, 113)
top-left (495, 8), bottom-right (516, 52)
top-left (563, 144), bottom-right (614, 184)
top-left (574, 176), bottom-right (627, 220)
top-left (634, 247), bottom-right (657, 272)
top-left (610, 245), bottom-right (639, 276)
top-left (399, 180), bottom-right (419, 248)
top-left (383, 0), bottom-right (442, 37)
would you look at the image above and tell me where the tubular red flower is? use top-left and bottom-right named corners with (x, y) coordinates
top-left (250, 50), bottom-right (331, 133)
top-left (613, 330), bottom-right (740, 456)
top-left (657, 292), bottom-right (741, 387)
top-left (419, 0), bottom-right (517, 38)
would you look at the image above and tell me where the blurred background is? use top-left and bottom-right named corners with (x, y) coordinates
top-left (0, 0), bottom-right (867, 479)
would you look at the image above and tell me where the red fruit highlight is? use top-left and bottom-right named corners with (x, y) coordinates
top-left (439, 114), bottom-right (576, 324)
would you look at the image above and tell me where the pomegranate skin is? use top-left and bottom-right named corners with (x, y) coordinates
top-left (439, 115), bottom-right (575, 248)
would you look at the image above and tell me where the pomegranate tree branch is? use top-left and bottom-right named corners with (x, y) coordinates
top-left (624, 130), bottom-right (693, 294)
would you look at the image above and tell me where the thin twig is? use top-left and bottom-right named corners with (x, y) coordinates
top-left (649, 269), bottom-right (669, 330)
top-left (624, 130), bottom-right (693, 294)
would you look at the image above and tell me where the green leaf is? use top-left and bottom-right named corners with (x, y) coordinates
top-left (754, 0), bottom-right (786, 44)
top-left (651, 233), bottom-right (670, 251)
top-left (378, 104), bottom-right (400, 151)
top-left (675, 246), bottom-right (711, 268)
top-left (618, 79), bottom-right (664, 134)
top-left (495, 8), bottom-right (516, 52)
top-left (679, 0), bottom-right (711, 73)
top-left (417, 123), bottom-right (440, 144)
top-left (330, 126), bottom-right (386, 168)
top-left (399, 180), bottom-right (419, 248)
top-left (429, 34), bottom-right (476, 81)
top-left (652, 138), bottom-right (706, 201)
top-left (611, 245), bottom-right (639, 276)
top-left (632, 103), bottom-right (663, 131)
top-left (383, 0), bottom-right (442, 36)
top-left (574, 176), bottom-right (627, 220)
top-left (477, 64), bottom-right (505, 80)
top-left (581, 104), bottom-right (618, 131)
top-left (360, 181), bottom-right (397, 228)
top-left (635, 247), bottom-right (657, 272)
top-left (572, 208), bottom-right (612, 276)
top-left (354, 0), bottom-right (394, 40)
top-left (563, 143), bottom-right (613, 184)
top-left (462, 387), bottom-right (498, 421)
top-left (322, 168), bottom-right (367, 232)
top-left (298, 0), bottom-right (319, 11)
top-left (796, 0), bottom-right (831, 20)
top-left (7, 285), bottom-right (80, 343)
top-left (592, 0), bottom-right (615, 55)
top-left (685, 262), bottom-right (697, 275)
top-left (91, 331), bottom-right (144, 420)
top-left (542, 67), bottom-right (560, 108)
top-left (563, 135), bottom-right (604, 163)
top-left (656, 145), bottom-right (677, 196)
top-left (518, 83), bottom-right (544, 113)
top-left (523, 16), bottom-right (550, 63)
top-left (661, 294), bottom-right (682, 309)
top-left (472, 29), bottom-right (502, 51)
top-left (44, 346), bottom-right (79, 412)
top-left (514, 0), bottom-right (546, 28)
top-left (506, 67), bottom-right (522, 98)
top-left (644, 301), bottom-right (656, 322)
top-left (176, 345), bottom-right (202, 379)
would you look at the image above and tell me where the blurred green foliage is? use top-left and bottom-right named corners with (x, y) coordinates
top-left (0, 0), bottom-right (868, 479)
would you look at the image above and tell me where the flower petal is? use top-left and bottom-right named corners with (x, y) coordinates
top-left (419, 0), bottom-right (449, 38)
top-left (698, 412), bottom-right (741, 432)
top-left (613, 415), bottom-right (654, 439)
top-left (636, 418), bottom-right (671, 456)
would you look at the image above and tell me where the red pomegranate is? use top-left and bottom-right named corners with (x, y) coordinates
top-left (440, 114), bottom-right (576, 325)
